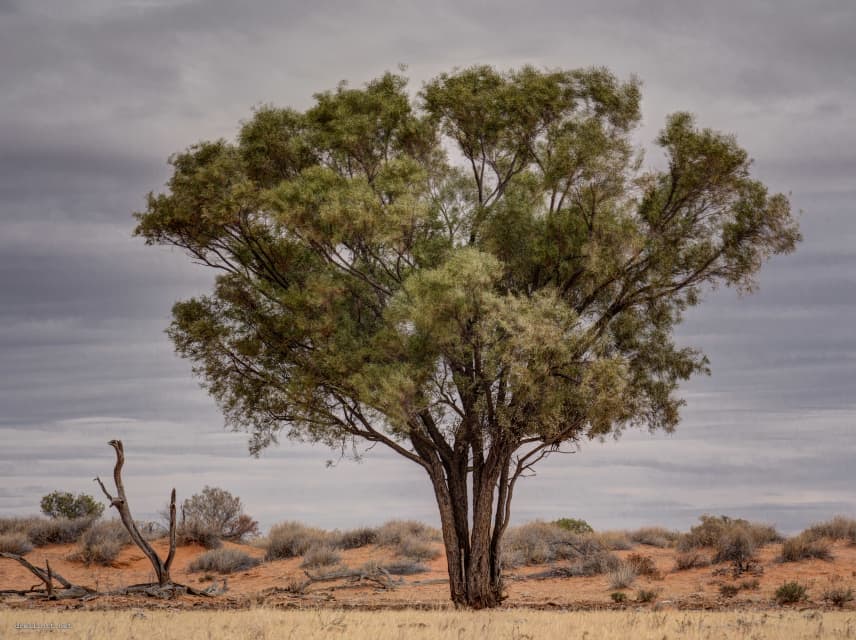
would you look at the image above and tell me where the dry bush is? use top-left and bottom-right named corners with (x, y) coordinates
top-left (678, 515), bottom-right (780, 553)
top-left (332, 527), bottom-right (378, 550)
top-left (625, 553), bottom-right (659, 577)
top-left (801, 516), bottom-right (856, 543)
top-left (0, 517), bottom-right (37, 536)
top-left (780, 534), bottom-right (833, 562)
top-left (180, 486), bottom-right (259, 542)
top-left (377, 520), bottom-right (441, 561)
top-left (713, 527), bottom-right (756, 571)
top-left (177, 518), bottom-right (222, 549)
top-left (636, 588), bottom-right (658, 603)
top-left (569, 551), bottom-right (621, 576)
top-left (189, 548), bottom-right (261, 574)
top-left (674, 551), bottom-right (710, 571)
top-left (502, 521), bottom-right (603, 567)
top-left (822, 583), bottom-right (854, 607)
top-left (630, 527), bottom-right (679, 548)
top-left (0, 532), bottom-right (33, 554)
top-left (300, 544), bottom-right (342, 569)
top-left (69, 520), bottom-right (130, 566)
top-left (26, 516), bottom-right (94, 546)
top-left (595, 531), bottom-right (634, 551)
top-left (265, 522), bottom-right (328, 561)
top-left (608, 562), bottom-right (637, 589)
top-left (360, 559), bottom-right (428, 575)
top-left (719, 583), bottom-right (740, 598)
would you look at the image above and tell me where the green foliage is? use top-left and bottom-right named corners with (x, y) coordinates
top-left (636, 589), bottom-right (658, 603)
top-left (775, 581), bottom-right (808, 604)
top-left (553, 518), bottom-right (594, 534)
top-left (610, 591), bottom-right (628, 603)
top-left (40, 491), bottom-right (104, 520)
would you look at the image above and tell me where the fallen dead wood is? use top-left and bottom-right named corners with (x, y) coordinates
top-left (0, 552), bottom-right (95, 600)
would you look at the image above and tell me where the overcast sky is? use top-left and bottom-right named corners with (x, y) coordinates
top-left (1, 0), bottom-right (854, 535)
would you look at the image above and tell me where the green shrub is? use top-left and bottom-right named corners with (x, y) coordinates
top-left (780, 534), bottom-right (832, 562)
top-left (40, 491), bottom-right (104, 520)
top-left (70, 520), bottom-right (130, 566)
top-left (0, 532), bottom-right (33, 554)
top-left (822, 585), bottom-right (854, 607)
top-left (553, 518), bottom-right (593, 535)
top-left (189, 548), bottom-right (261, 574)
top-left (265, 522), bottom-right (328, 561)
top-left (610, 591), bottom-right (627, 603)
top-left (300, 544), bottom-right (342, 569)
top-left (775, 581), bottom-right (808, 604)
top-left (636, 589), bottom-right (658, 603)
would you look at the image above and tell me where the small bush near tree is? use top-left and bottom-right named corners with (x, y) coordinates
top-left (775, 581), bottom-right (808, 604)
top-left (553, 518), bottom-right (594, 535)
top-left (189, 548), bottom-right (261, 574)
top-left (40, 491), bottom-right (104, 520)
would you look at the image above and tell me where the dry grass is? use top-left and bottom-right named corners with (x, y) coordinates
top-left (68, 520), bottom-right (130, 566)
top-left (780, 533), bottom-right (833, 562)
top-left (801, 516), bottom-right (856, 543)
top-left (264, 522), bottom-right (328, 561)
top-left (2, 609), bottom-right (852, 640)
top-left (188, 548), bottom-right (262, 574)
top-left (0, 532), bottom-right (33, 554)
top-left (629, 527), bottom-right (679, 548)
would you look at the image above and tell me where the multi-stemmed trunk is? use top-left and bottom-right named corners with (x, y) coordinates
top-left (420, 444), bottom-right (515, 609)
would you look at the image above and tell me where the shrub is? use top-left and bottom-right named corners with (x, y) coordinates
top-left (610, 591), bottom-right (627, 603)
top-left (740, 578), bottom-right (760, 590)
top-left (713, 527), bottom-right (756, 571)
top-left (265, 522), bottom-right (328, 561)
top-left (27, 517), bottom-right (94, 546)
top-left (822, 585), bottom-right (854, 607)
top-left (0, 517), bottom-right (37, 536)
top-left (608, 562), bottom-right (637, 589)
top-left (180, 486), bottom-right (259, 542)
top-left (359, 559), bottom-right (429, 575)
top-left (674, 551), bottom-right (710, 571)
top-left (630, 527), bottom-right (679, 548)
top-left (719, 584), bottom-right (740, 598)
top-left (780, 534), bottom-right (833, 562)
top-left (377, 520), bottom-right (441, 561)
top-left (625, 553), bottom-right (658, 577)
top-left (300, 544), bottom-right (342, 569)
top-left (595, 531), bottom-right (633, 551)
top-left (502, 521), bottom-right (603, 567)
top-left (177, 519), bottom-right (222, 549)
top-left (0, 533), bottom-right (33, 554)
top-left (189, 548), bottom-right (261, 574)
top-left (678, 515), bottom-right (780, 552)
top-left (553, 518), bottom-right (594, 535)
top-left (567, 551), bottom-right (621, 577)
top-left (636, 589), bottom-right (658, 603)
top-left (70, 520), bottom-right (130, 566)
top-left (40, 491), bottom-right (104, 520)
top-left (333, 527), bottom-right (378, 549)
top-left (775, 581), bottom-right (808, 604)
top-left (802, 516), bottom-right (856, 543)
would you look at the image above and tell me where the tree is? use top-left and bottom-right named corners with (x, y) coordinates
top-left (40, 490), bottom-right (104, 520)
top-left (134, 66), bottom-right (800, 608)
top-left (180, 486), bottom-right (260, 542)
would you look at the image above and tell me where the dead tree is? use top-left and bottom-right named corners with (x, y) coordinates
top-left (94, 439), bottom-right (177, 587)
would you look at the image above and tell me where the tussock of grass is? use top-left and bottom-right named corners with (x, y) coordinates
top-left (608, 562), bottom-right (637, 589)
top-left (188, 548), bottom-right (261, 574)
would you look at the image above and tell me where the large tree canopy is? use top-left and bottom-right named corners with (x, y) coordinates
top-left (135, 66), bottom-right (800, 608)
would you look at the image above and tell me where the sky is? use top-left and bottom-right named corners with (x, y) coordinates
top-left (1, 0), bottom-right (854, 535)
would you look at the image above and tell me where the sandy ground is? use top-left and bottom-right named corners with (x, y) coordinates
top-left (2, 538), bottom-right (855, 611)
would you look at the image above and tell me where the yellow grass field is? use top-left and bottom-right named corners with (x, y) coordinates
top-left (2, 608), bottom-right (855, 640)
